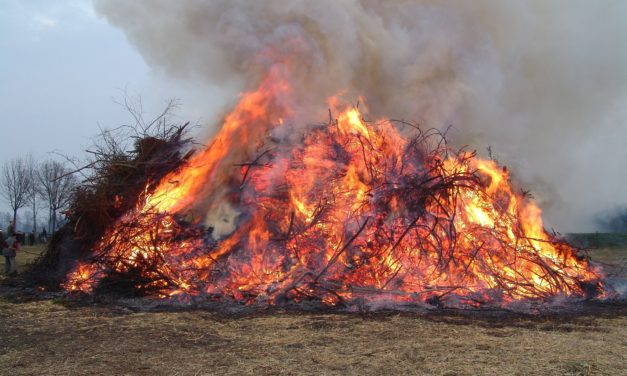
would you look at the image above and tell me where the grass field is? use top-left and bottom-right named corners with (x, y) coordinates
top-left (0, 238), bottom-right (625, 375)
top-left (6, 244), bottom-right (47, 273)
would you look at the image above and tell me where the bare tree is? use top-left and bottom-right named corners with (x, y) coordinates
top-left (1, 157), bottom-right (33, 231)
top-left (26, 155), bottom-right (41, 234)
top-left (37, 160), bottom-right (77, 233)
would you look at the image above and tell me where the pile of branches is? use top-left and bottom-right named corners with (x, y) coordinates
top-left (30, 101), bottom-right (196, 287)
top-left (63, 115), bottom-right (605, 306)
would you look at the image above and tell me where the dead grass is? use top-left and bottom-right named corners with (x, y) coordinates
top-left (0, 299), bottom-right (625, 376)
top-left (0, 242), bottom-right (625, 375)
top-left (2, 244), bottom-right (47, 273)
top-left (0, 244), bottom-right (46, 286)
top-left (20, 245), bottom-right (46, 264)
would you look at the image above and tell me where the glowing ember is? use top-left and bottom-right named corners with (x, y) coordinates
top-left (64, 79), bottom-right (605, 308)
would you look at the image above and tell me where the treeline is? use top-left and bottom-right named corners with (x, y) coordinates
top-left (0, 156), bottom-right (77, 236)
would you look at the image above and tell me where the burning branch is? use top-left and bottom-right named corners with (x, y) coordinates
top-left (54, 101), bottom-right (606, 309)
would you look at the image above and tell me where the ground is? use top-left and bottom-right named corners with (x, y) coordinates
top-left (0, 240), bottom-right (625, 376)
top-left (4, 244), bottom-right (45, 274)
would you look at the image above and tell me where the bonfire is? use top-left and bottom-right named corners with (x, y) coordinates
top-left (55, 74), bottom-right (606, 309)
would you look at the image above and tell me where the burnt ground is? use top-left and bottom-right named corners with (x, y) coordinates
top-left (0, 244), bottom-right (626, 375)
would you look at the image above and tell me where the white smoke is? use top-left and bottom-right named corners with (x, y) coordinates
top-left (94, 0), bottom-right (627, 232)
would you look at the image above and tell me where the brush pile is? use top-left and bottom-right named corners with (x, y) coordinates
top-left (30, 116), bottom-right (194, 287)
top-left (51, 101), bottom-right (606, 309)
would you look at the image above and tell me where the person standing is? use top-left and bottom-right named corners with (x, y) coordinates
top-left (3, 233), bottom-right (19, 275)
top-left (0, 230), bottom-right (6, 268)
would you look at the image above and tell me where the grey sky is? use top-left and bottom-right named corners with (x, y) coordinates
top-left (1, 0), bottom-right (143, 162)
top-left (0, 0), bottom-right (224, 164)
top-left (0, 0), bottom-right (227, 219)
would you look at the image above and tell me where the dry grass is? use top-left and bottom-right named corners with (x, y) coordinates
top-left (0, 300), bottom-right (625, 375)
top-left (0, 244), bottom-right (47, 275)
top-left (0, 243), bottom-right (625, 375)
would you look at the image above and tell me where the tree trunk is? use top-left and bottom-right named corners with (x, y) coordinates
top-left (51, 208), bottom-right (57, 233)
top-left (12, 208), bottom-right (17, 233)
top-left (32, 198), bottom-right (37, 234)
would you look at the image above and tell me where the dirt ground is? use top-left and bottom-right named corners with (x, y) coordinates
top-left (0, 244), bottom-right (625, 375)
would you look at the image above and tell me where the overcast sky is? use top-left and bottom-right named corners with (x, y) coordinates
top-left (0, 1), bottom-right (185, 219)
top-left (0, 0), bottom-right (229, 218)
top-left (0, 0), bottom-right (218, 164)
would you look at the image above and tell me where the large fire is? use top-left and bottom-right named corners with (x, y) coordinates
top-left (64, 76), bottom-right (605, 308)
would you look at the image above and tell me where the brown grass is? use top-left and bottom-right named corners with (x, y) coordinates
top-left (0, 245), bottom-right (625, 375)
top-left (13, 245), bottom-right (47, 271)
top-left (0, 300), bottom-right (625, 375)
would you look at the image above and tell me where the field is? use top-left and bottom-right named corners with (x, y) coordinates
top-left (1, 239), bottom-right (625, 376)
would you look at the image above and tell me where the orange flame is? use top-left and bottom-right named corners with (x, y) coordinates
top-left (64, 81), bottom-right (605, 308)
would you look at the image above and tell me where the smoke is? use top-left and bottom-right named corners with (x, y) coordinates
top-left (596, 206), bottom-right (627, 233)
top-left (94, 0), bottom-right (627, 232)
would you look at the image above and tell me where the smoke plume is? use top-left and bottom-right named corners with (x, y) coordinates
top-left (94, 0), bottom-right (627, 232)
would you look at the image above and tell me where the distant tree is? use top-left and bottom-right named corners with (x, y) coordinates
top-left (1, 157), bottom-right (33, 232)
top-left (26, 155), bottom-right (41, 234)
top-left (37, 160), bottom-right (77, 233)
